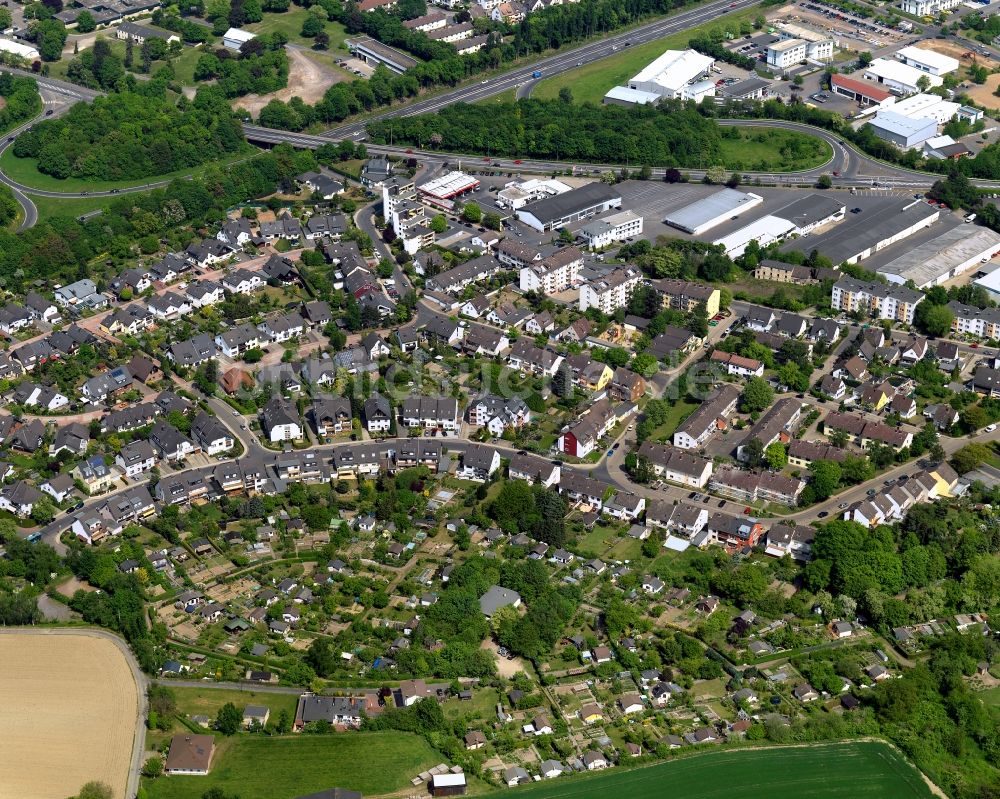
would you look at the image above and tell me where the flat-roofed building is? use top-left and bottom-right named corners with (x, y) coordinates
top-left (895, 45), bottom-right (958, 77)
top-left (625, 48), bottom-right (715, 100)
top-left (516, 183), bottom-right (621, 232)
top-left (864, 58), bottom-right (942, 95)
top-left (831, 73), bottom-right (895, 107)
top-left (577, 210), bottom-right (643, 249)
top-left (664, 189), bottom-right (763, 235)
top-left (876, 225), bottom-right (1000, 288)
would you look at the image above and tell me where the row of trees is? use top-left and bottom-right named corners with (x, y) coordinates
top-left (365, 99), bottom-right (725, 167)
top-left (12, 89), bottom-right (246, 181)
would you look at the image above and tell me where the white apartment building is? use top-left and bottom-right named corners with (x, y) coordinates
top-left (901, 0), bottom-right (961, 14)
top-left (577, 210), bottom-right (644, 250)
top-left (831, 277), bottom-right (924, 324)
top-left (579, 267), bottom-right (642, 313)
top-left (519, 248), bottom-right (583, 294)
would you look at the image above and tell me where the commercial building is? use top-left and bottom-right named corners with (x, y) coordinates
top-left (624, 48), bottom-right (716, 101)
top-left (602, 86), bottom-right (663, 106)
top-left (767, 38), bottom-right (810, 70)
top-left (895, 45), bottom-right (958, 77)
top-left (577, 210), bottom-right (643, 249)
top-left (868, 110), bottom-right (938, 149)
top-left (516, 182), bottom-right (621, 232)
top-left (713, 216), bottom-right (797, 258)
top-left (785, 198), bottom-right (938, 265)
top-left (864, 58), bottom-right (942, 95)
top-left (875, 225), bottom-right (1000, 288)
top-left (417, 171), bottom-right (480, 206)
top-left (973, 267), bottom-right (1000, 303)
top-left (901, 0), bottom-right (961, 14)
top-left (346, 36), bottom-right (418, 73)
top-left (775, 22), bottom-right (835, 59)
top-left (497, 178), bottom-right (571, 210)
top-left (830, 73), bottom-right (895, 108)
top-left (719, 77), bottom-right (772, 101)
top-left (663, 189), bottom-right (763, 235)
top-left (830, 277), bottom-right (924, 324)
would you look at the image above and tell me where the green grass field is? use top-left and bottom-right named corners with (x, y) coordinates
top-left (532, 8), bottom-right (760, 105)
top-left (170, 685), bottom-right (300, 724)
top-left (718, 127), bottom-right (832, 172)
top-left (27, 193), bottom-right (112, 222)
top-left (145, 732), bottom-right (441, 799)
top-left (509, 742), bottom-right (934, 799)
top-left (0, 149), bottom-right (251, 193)
top-left (247, 8), bottom-right (349, 52)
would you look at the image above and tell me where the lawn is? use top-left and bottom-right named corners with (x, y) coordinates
top-left (247, 8), bottom-right (349, 51)
top-left (508, 742), bottom-right (935, 799)
top-left (28, 193), bottom-right (114, 222)
top-left (648, 397), bottom-right (699, 443)
top-left (145, 731), bottom-right (442, 799)
top-left (0, 149), bottom-right (252, 193)
top-left (531, 8), bottom-right (761, 105)
top-left (718, 127), bottom-right (832, 172)
top-left (169, 685), bottom-right (300, 725)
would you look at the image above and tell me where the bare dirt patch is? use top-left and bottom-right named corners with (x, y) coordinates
top-left (0, 97), bottom-right (7, 112)
top-left (964, 73), bottom-right (1000, 109)
top-left (0, 631), bottom-right (139, 799)
top-left (923, 39), bottom-right (998, 68)
top-left (481, 639), bottom-right (528, 677)
top-left (56, 574), bottom-right (98, 597)
top-left (234, 47), bottom-right (341, 118)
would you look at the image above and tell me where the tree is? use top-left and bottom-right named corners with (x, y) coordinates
top-left (0, 8), bottom-right (12, 29)
top-left (917, 303), bottom-right (954, 338)
top-left (951, 442), bottom-right (993, 474)
top-left (76, 10), bottom-right (96, 31)
top-left (76, 783), bottom-right (113, 799)
top-left (741, 376), bottom-right (773, 413)
top-left (462, 202), bottom-right (482, 223)
top-left (917, 75), bottom-right (931, 92)
top-left (765, 442), bottom-right (787, 470)
top-left (301, 13), bottom-right (324, 37)
top-left (816, 173), bottom-right (832, 189)
top-left (429, 214), bottom-right (447, 233)
top-left (483, 212), bottom-right (502, 231)
top-left (215, 702), bottom-right (242, 735)
top-left (558, 86), bottom-right (573, 103)
top-left (810, 460), bottom-right (842, 501)
top-left (142, 757), bottom-right (164, 778)
top-left (742, 437), bottom-right (764, 468)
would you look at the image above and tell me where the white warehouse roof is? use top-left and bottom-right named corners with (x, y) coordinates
top-left (865, 58), bottom-right (943, 89)
top-left (877, 225), bottom-right (1000, 288)
top-left (664, 189), bottom-right (764, 235)
top-left (603, 86), bottom-right (662, 105)
top-left (0, 38), bottom-right (40, 60)
top-left (713, 215), bottom-right (797, 258)
top-left (896, 45), bottom-right (959, 74)
top-left (629, 49), bottom-right (714, 94)
top-left (870, 110), bottom-right (938, 139)
top-left (890, 93), bottom-right (960, 123)
top-left (223, 27), bottom-right (256, 43)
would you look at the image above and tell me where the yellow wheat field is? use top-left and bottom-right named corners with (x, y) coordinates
top-left (0, 631), bottom-right (140, 799)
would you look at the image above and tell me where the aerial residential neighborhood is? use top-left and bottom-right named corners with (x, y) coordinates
top-left (2, 0), bottom-right (1000, 796)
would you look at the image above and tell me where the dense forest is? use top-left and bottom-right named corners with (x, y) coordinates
top-left (0, 142), bottom-right (309, 291)
top-left (11, 90), bottom-right (246, 181)
top-left (0, 73), bottom-right (42, 135)
top-left (366, 99), bottom-right (723, 166)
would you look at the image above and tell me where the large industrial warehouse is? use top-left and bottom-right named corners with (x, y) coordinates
top-left (663, 189), bottom-right (764, 235)
top-left (875, 225), bottom-right (1000, 288)
top-left (516, 183), bottom-right (622, 232)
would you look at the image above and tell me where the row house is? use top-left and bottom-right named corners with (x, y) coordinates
top-left (168, 333), bottom-right (218, 369)
top-left (148, 291), bottom-right (193, 321)
top-left (187, 281), bottom-right (225, 309)
top-left (706, 511), bottom-right (766, 548)
top-left (636, 441), bottom-right (713, 489)
top-left (673, 384), bottom-right (740, 450)
top-left (157, 471), bottom-right (212, 505)
top-left (216, 323), bottom-right (264, 358)
top-left (559, 470), bottom-right (611, 510)
top-left (13, 382), bottom-right (69, 411)
top-left (765, 522), bottom-right (815, 561)
top-left (508, 339), bottom-right (563, 377)
top-left (102, 304), bottom-right (156, 337)
top-left (150, 421), bottom-right (199, 462)
top-left (276, 451), bottom-right (328, 483)
top-left (602, 489), bottom-right (646, 521)
top-left (508, 452), bottom-right (560, 488)
top-left (608, 366), bottom-right (646, 403)
top-left (191, 411), bottom-right (235, 456)
top-left (557, 399), bottom-right (616, 458)
top-left (461, 323), bottom-right (509, 358)
top-left (467, 394), bottom-right (530, 437)
top-left (258, 313), bottom-right (305, 343)
top-left (787, 439), bottom-right (847, 469)
top-left (399, 396), bottom-right (459, 430)
top-left (311, 397), bottom-right (352, 437)
top-left (646, 500), bottom-right (708, 538)
top-left (709, 467), bottom-right (805, 506)
top-left (736, 398), bottom-right (803, 462)
top-left (823, 411), bottom-right (913, 449)
top-left (222, 268), bottom-right (267, 295)
top-left (102, 403), bottom-right (158, 434)
top-left (426, 254), bottom-right (504, 294)
top-left (364, 394), bottom-right (392, 434)
top-left (709, 350), bottom-right (764, 379)
top-left (261, 397), bottom-right (303, 443)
